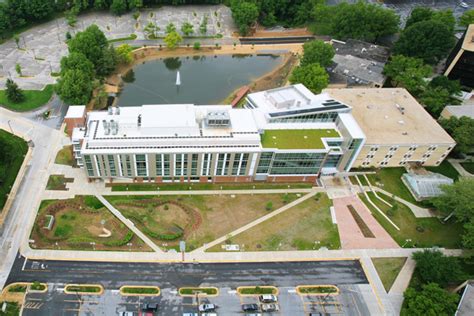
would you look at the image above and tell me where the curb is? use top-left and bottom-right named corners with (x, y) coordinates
top-left (296, 285), bottom-right (339, 296)
top-left (119, 285), bottom-right (160, 296)
top-left (178, 287), bottom-right (219, 297)
top-left (236, 286), bottom-right (279, 297)
top-left (2, 282), bottom-right (48, 295)
top-left (64, 284), bottom-right (104, 295)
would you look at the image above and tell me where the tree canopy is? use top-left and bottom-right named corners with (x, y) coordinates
top-left (116, 44), bottom-right (134, 64)
top-left (412, 250), bottom-right (463, 286)
top-left (55, 69), bottom-right (93, 105)
top-left (459, 9), bottom-right (474, 27)
top-left (60, 52), bottom-right (95, 79)
top-left (289, 63), bottom-right (329, 94)
top-left (406, 7), bottom-right (455, 33)
top-left (394, 20), bottom-right (454, 64)
top-left (164, 31), bottom-right (182, 49)
top-left (383, 55), bottom-right (432, 97)
top-left (110, 0), bottom-right (127, 16)
top-left (231, 0), bottom-right (259, 36)
top-left (402, 283), bottom-right (459, 316)
top-left (439, 117), bottom-right (474, 156)
top-left (5, 79), bottom-right (24, 103)
top-left (301, 40), bottom-right (335, 68)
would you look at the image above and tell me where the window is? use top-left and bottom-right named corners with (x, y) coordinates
top-left (269, 152), bottom-right (325, 175)
top-left (232, 153), bottom-right (241, 175)
top-left (323, 155), bottom-right (342, 168)
top-left (216, 153), bottom-right (230, 176)
top-left (269, 112), bottom-right (338, 123)
top-left (135, 154), bottom-right (147, 177)
top-left (174, 154), bottom-right (188, 176)
top-left (124, 155), bottom-right (132, 177)
top-left (191, 154), bottom-right (199, 176)
top-left (256, 152), bottom-right (273, 174)
top-left (239, 153), bottom-right (249, 176)
top-left (163, 154), bottom-right (170, 176)
top-left (201, 153), bottom-right (211, 176)
top-left (98, 156), bottom-right (106, 177)
top-left (107, 155), bottom-right (116, 176)
top-left (84, 155), bottom-right (94, 177)
top-left (156, 154), bottom-right (162, 176)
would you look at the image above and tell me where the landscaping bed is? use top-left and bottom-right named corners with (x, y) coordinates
top-left (106, 193), bottom-right (299, 251)
top-left (372, 257), bottom-right (407, 292)
top-left (7, 285), bottom-right (26, 293)
top-left (0, 84), bottom-right (53, 112)
top-left (46, 175), bottom-right (73, 190)
top-left (359, 192), bottom-right (462, 248)
top-left (120, 286), bottom-right (160, 295)
top-left (297, 285), bottom-right (338, 295)
top-left (179, 287), bottom-right (218, 296)
top-left (65, 284), bottom-right (102, 294)
top-left (0, 130), bottom-right (28, 210)
top-left (54, 145), bottom-right (74, 166)
top-left (237, 286), bottom-right (277, 295)
top-left (347, 204), bottom-right (375, 238)
top-left (108, 182), bottom-right (312, 191)
top-left (208, 193), bottom-right (340, 252)
top-left (30, 196), bottom-right (150, 251)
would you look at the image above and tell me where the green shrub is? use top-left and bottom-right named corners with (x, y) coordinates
top-left (30, 281), bottom-right (45, 291)
top-left (104, 231), bottom-right (134, 247)
top-left (193, 42), bottom-right (201, 50)
top-left (54, 224), bottom-right (73, 238)
top-left (8, 285), bottom-right (27, 293)
top-left (83, 196), bottom-right (104, 209)
top-left (265, 201), bottom-right (273, 211)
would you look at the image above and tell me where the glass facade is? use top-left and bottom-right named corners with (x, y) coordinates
top-left (216, 153), bottom-right (230, 176)
top-left (269, 112), bottom-right (338, 124)
top-left (191, 154), bottom-right (199, 176)
top-left (84, 155), bottom-right (94, 177)
top-left (135, 154), bottom-right (147, 176)
top-left (201, 153), bottom-right (211, 176)
top-left (175, 154), bottom-right (188, 176)
top-left (323, 154), bottom-right (342, 168)
top-left (256, 152), bottom-right (273, 174)
top-left (269, 152), bottom-right (325, 175)
top-left (107, 155), bottom-right (116, 176)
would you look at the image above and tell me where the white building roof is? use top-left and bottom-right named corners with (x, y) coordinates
top-left (443, 105), bottom-right (474, 119)
top-left (65, 105), bottom-right (86, 119)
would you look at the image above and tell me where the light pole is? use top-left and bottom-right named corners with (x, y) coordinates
top-left (7, 120), bottom-right (14, 134)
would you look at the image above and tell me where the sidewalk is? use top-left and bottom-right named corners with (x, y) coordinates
top-left (449, 159), bottom-right (473, 177)
top-left (388, 258), bottom-right (416, 315)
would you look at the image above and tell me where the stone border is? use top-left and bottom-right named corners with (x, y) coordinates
top-left (2, 282), bottom-right (48, 295)
top-left (119, 285), bottom-right (160, 296)
top-left (296, 285), bottom-right (339, 296)
top-left (64, 284), bottom-right (104, 295)
top-left (178, 287), bottom-right (219, 297)
top-left (236, 286), bottom-right (279, 297)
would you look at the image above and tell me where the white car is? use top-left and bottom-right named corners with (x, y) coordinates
top-left (198, 304), bottom-right (216, 312)
top-left (261, 303), bottom-right (279, 312)
top-left (259, 294), bottom-right (278, 303)
top-left (460, 2), bottom-right (469, 8)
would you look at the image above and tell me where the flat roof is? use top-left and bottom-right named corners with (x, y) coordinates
top-left (462, 24), bottom-right (474, 52)
top-left (261, 129), bottom-right (340, 150)
top-left (331, 39), bottom-right (390, 63)
top-left (331, 54), bottom-right (386, 86)
top-left (324, 88), bottom-right (455, 145)
top-left (444, 105), bottom-right (474, 119)
top-left (65, 105), bottom-right (86, 119)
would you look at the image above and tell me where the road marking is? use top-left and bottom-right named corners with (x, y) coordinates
top-left (21, 257), bottom-right (27, 271)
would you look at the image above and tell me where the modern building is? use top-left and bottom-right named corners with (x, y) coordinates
top-left (70, 84), bottom-right (365, 183)
top-left (324, 88), bottom-right (456, 168)
top-left (444, 24), bottom-right (474, 88)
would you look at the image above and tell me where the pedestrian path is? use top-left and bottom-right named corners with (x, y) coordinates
top-left (388, 258), bottom-right (416, 315)
top-left (449, 159), bottom-right (473, 177)
top-left (96, 195), bottom-right (162, 253)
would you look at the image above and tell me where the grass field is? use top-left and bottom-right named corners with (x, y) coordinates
top-left (0, 129), bottom-right (28, 210)
top-left (461, 162), bottom-right (474, 174)
top-left (54, 145), bottom-right (74, 166)
top-left (425, 161), bottom-right (459, 180)
top-left (372, 257), bottom-right (407, 292)
top-left (0, 301), bottom-right (20, 315)
top-left (208, 193), bottom-right (340, 252)
top-left (261, 129), bottom-right (339, 149)
top-left (46, 175), bottom-right (73, 190)
top-left (360, 192), bottom-right (462, 248)
top-left (107, 193), bottom-right (299, 251)
top-left (366, 168), bottom-right (419, 204)
top-left (0, 85), bottom-right (53, 111)
top-left (110, 182), bottom-right (312, 191)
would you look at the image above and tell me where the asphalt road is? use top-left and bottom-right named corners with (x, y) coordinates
top-left (7, 255), bottom-right (368, 289)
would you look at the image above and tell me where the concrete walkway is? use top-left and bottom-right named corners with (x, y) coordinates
top-left (371, 187), bottom-right (433, 218)
top-left (449, 159), bottom-right (474, 177)
top-left (361, 256), bottom-right (396, 315)
top-left (96, 195), bottom-right (163, 253)
top-left (193, 190), bottom-right (317, 252)
top-left (388, 258), bottom-right (416, 315)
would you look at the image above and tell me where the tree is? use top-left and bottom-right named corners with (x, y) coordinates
top-left (432, 9), bottom-right (455, 34)
top-left (5, 79), bottom-right (24, 103)
top-left (181, 21), bottom-right (194, 36)
top-left (383, 55), bottom-right (432, 97)
top-left (412, 249), bottom-right (463, 286)
top-left (301, 40), bottom-right (335, 67)
top-left (164, 31), bottom-right (182, 49)
top-left (289, 63), bottom-right (329, 94)
top-left (406, 7), bottom-right (455, 33)
top-left (420, 87), bottom-right (452, 117)
top-left (432, 178), bottom-right (474, 222)
top-left (144, 22), bottom-right (159, 39)
top-left (231, 1), bottom-right (259, 36)
top-left (405, 7), bottom-right (434, 28)
top-left (13, 35), bottom-right (19, 48)
top-left (459, 9), bottom-right (474, 27)
top-left (328, 1), bottom-right (399, 43)
top-left (429, 76), bottom-right (461, 96)
top-left (116, 44), bottom-right (133, 64)
top-left (15, 63), bottom-right (22, 76)
top-left (110, 0), bottom-right (127, 16)
top-left (94, 0), bottom-right (108, 10)
top-left (402, 283), bottom-right (459, 316)
top-left (128, 0), bottom-right (143, 11)
top-left (193, 42), bottom-right (201, 50)
top-left (462, 220), bottom-right (474, 249)
top-left (394, 20), bottom-right (454, 65)
top-left (60, 52), bottom-right (95, 79)
top-left (166, 22), bottom-right (176, 34)
top-left (55, 69), bottom-right (93, 105)
top-left (439, 117), bottom-right (474, 156)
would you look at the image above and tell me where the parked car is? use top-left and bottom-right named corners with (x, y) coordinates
top-left (141, 303), bottom-right (158, 312)
top-left (245, 314), bottom-right (262, 316)
top-left (259, 294), bottom-right (278, 303)
top-left (118, 312), bottom-right (136, 316)
top-left (198, 303), bottom-right (216, 312)
top-left (261, 303), bottom-right (279, 312)
top-left (182, 313), bottom-right (198, 316)
top-left (242, 304), bottom-right (259, 312)
top-left (200, 314), bottom-right (217, 316)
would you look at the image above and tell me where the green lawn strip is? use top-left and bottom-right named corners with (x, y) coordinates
top-left (238, 286), bottom-right (277, 295)
top-left (298, 286), bottom-right (337, 294)
top-left (46, 175), bottom-right (73, 190)
top-left (372, 257), bottom-right (407, 292)
top-left (208, 194), bottom-right (340, 252)
top-left (366, 168), bottom-right (420, 205)
top-left (0, 129), bottom-right (28, 210)
top-left (425, 160), bottom-right (460, 181)
top-left (0, 85), bottom-right (53, 111)
top-left (347, 204), bottom-right (375, 238)
top-left (179, 287), bottom-right (217, 295)
top-left (261, 129), bottom-right (339, 149)
top-left (7, 285), bottom-right (27, 293)
top-left (357, 175), bottom-right (369, 186)
top-left (54, 145), bottom-right (74, 166)
top-left (30, 282), bottom-right (46, 291)
top-left (0, 301), bottom-right (21, 316)
top-left (360, 192), bottom-right (462, 248)
top-left (110, 182), bottom-right (312, 191)
top-left (108, 34), bottom-right (137, 43)
top-left (460, 162), bottom-right (474, 174)
top-left (65, 285), bottom-right (101, 293)
top-left (121, 286), bottom-right (159, 295)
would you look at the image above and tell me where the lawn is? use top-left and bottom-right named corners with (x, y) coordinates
top-left (360, 192), bottom-right (462, 248)
top-left (425, 161), bottom-right (459, 180)
top-left (372, 257), bottom-right (407, 292)
top-left (237, 286), bottom-right (277, 295)
top-left (106, 193), bottom-right (300, 251)
top-left (261, 129), bottom-right (340, 149)
top-left (0, 85), bottom-right (53, 112)
top-left (46, 175), bottom-right (73, 190)
top-left (0, 301), bottom-right (20, 316)
top-left (54, 145), bottom-right (74, 166)
top-left (109, 182), bottom-right (312, 191)
top-left (121, 286), bottom-right (160, 295)
top-left (30, 196), bottom-right (150, 251)
top-left (65, 285), bottom-right (101, 293)
top-left (0, 129), bottom-right (28, 210)
top-left (366, 168), bottom-right (419, 204)
top-left (208, 193), bottom-right (340, 252)
top-left (179, 287), bottom-right (217, 295)
top-left (461, 162), bottom-right (474, 174)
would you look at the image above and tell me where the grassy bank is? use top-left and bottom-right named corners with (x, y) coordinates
top-left (0, 85), bottom-right (53, 112)
top-left (110, 182), bottom-right (312, 191)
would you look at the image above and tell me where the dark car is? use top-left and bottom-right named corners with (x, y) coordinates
top-left (141, 303), bottom-right (158, 312)
top-left (242, 303), bottom-right (259, 312)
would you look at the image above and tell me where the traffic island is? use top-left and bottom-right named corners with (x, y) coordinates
top-left (237, 286), bottom-right (278, 296)
top-left (119, 286), bottom-right (160, 296)
top-left (296, 285), bottom-right (339, 296)
top-left (64, 284), bottom-right (103, 295)
top-left (178, 287), bottom-right (219, 297)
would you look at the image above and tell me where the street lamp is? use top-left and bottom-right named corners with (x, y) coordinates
top-left (402, 239), bottom-right (412, 247)
top-left (7, 120), bottom-right (14, 134)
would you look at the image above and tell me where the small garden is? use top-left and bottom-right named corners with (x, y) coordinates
top-left (359, 192), bottom-right (462, 248)
top-left (209, 193), bottom-right (340, 251)
top-left (107, 193), bottom-right (298, 251)
top-left (179, 287), bottom-right (218, 296)
top-left (30, 196), bottom-right (150, 251)
top-left (372, 257), bottom-right (407, 292)
top-left (54, 145), bottom-right (74, 166)
top-left (46, 175), bottom-right (73, 190)
top-left (297, 285), bottom-right (338, 295)
top-left (0, 301), bottom-right (20, 316)
top-left (0, 84), bottom-right (53, 112)
top-left (120, 286), bottom-right (160, 295)
top-left (460, 161), bottom-right (474, 175)
top-left (64, 284), bottom-right (102, 294)
top-left (237, 286), bottom-right (277, 295)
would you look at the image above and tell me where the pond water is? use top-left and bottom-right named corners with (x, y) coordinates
top-left (117, 54), bottom-right (283, 106)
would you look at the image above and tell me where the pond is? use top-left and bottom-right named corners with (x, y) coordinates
top-left (117, 54), bottom-right (283, 106)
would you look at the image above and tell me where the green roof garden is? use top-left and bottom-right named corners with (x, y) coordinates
top-left (261, 129), bottom-right (340, 150)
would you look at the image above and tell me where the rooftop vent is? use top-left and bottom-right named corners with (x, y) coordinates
top-left (206, 111), bottom-right (230, 127)
top-left (395, 103), bottom-right (405, 115)
top-left (137, 114), bottom-right (142, 127)
top-left (102, 120), bottom-right (110, 135)
top-left (108, 107), bottom-right (113, 115)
